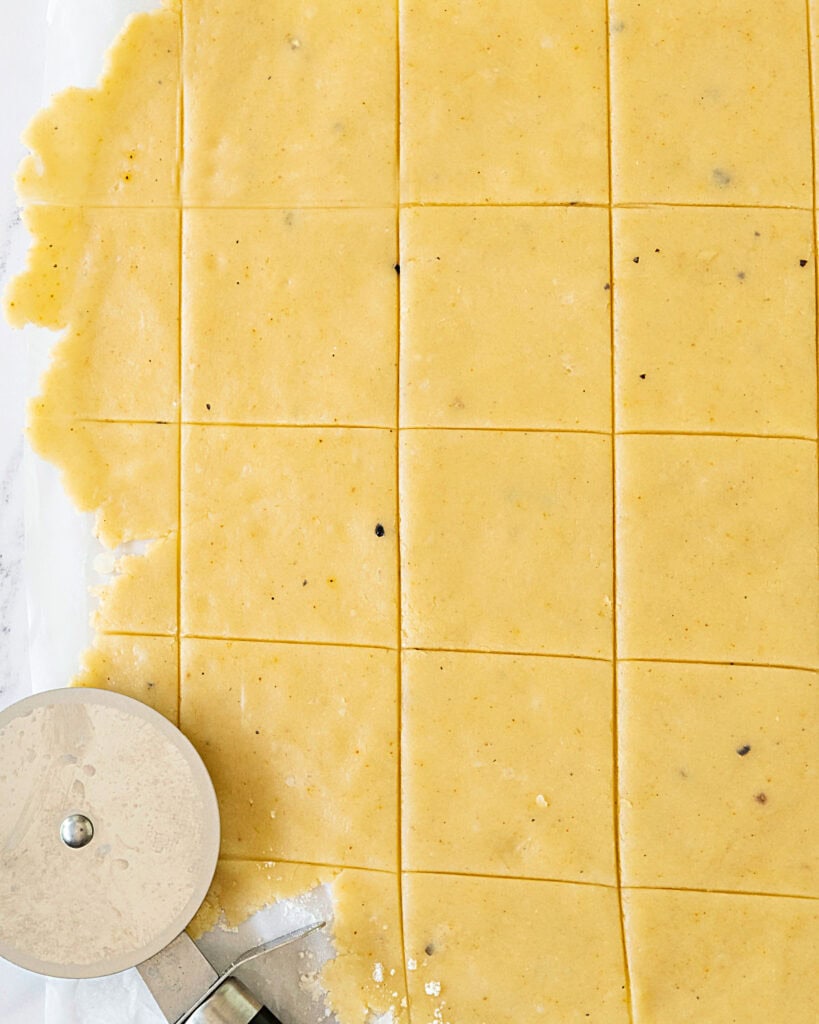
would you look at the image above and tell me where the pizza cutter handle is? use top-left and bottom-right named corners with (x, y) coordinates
top-left (248, 1008), bottom-right (284, 1024)
top-left (188, 977), bottom-right (285, 1024)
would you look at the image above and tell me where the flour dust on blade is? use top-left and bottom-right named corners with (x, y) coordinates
top-left (0, 687), bottom-right (323, 1024)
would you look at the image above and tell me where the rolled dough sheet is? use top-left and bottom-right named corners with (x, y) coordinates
top-left (4, 1), bottom-right (819, 1023)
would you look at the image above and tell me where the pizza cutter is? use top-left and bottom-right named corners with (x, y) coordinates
top-left (0, 687), bottom-right (324, 1024)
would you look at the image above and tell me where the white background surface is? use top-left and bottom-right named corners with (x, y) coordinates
top-left (0, 5), bottom-right (338, 1021)
top-left (0, 5), bottom-right (153, 1016)
top-left (1, 0), bottom-right (53, 1016)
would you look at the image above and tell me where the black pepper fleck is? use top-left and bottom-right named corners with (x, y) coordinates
top-left (394, 263), bottom-right (400, 274)
top-left (374, 523), bottom-right (385, 537)
top-left (206, 403), bottom-right (211, 410)
top-left (800, 259), bottom-right (808, 267)
top-left (632, 256), bottom-right (640, 264)
top-left (736, 744), bottom-right (751, 756)
top-left (639, 373), bottom-right (647, 380)
top-left (302, 579), bottom-right (308, 586)
top-left (603, 282), bottom-right (611, 290)
top-left (712, 168), bottom-right (732, 187)
top-left (425, 943), bottom-right (435, 956)
top-left (754, 792), bottom-right (767, 804)
top-left (737, 271), bottom-right (745, 280)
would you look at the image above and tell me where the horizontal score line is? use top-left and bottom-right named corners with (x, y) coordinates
top-left (214, 860), bottom-right (819, 904)
top-left (97, 633), bottom-right (818, 675)
top-left (66, 420), bottom-right (819, 443)
top-left (216, 854), bottom-right (394, 876)
top-left (16, 200), bottom-right (817, 213)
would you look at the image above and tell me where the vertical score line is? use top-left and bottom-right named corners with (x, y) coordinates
top-left (394, 2), bottom-right (412, 1017)
top-left (804, 2), bottom-right (819, 572)
top-left (176, 6), bottom-right (184, 726)
top-left (604, 6), bottom-right (636, 1023)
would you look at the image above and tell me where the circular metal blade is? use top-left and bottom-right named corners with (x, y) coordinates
top-left (0, 688), bottom-right (220, 979)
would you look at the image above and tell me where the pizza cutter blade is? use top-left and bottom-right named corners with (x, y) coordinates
top-left (0, 688), bottom-right (323, 1024)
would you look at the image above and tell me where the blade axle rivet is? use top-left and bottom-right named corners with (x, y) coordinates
top-left (60, 813), bottom-right (94, 849)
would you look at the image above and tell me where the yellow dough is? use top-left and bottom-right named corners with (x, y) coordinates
top-left (16, 5), bottom-right (180, 205)
top-left (320, 871), bottom-right (408, 1024)
top-left (614, 207), bottom-right (817, 436)
top-left (93, 534), bottom-right (178, 636)
top-left (610, 0), bottom-right (813, 205)
top-left (4, 1), bottom-right (819, 1022)
top-left (183, 209), bottom-right (397, 426)
top-left (402, 649), bottom-right (616, 884)
top-left (617, 435), bottom-right (818, 666)
top-left (73, 633), bottom-right (179, 724)
top-left (619, 661), bottom-right (818, 896)
top-left (28, 419), bottom-right (178, 548)
top-left (623, 889), bottom-right (819, 1024)
top-left (400, 206), bottom-right (611, 430)
top-left (400, 429), bottom-right (613, 657)
top-left (182, 0), bottom-right (396, 206)
top-left (188, 859), bottom-right (334, 938)
top-left (181, 638), bottom-right (398, 869)
top-left (400, 1), bottom-right (609, 203)
top-left (402, 873), bottom-right (629, 1023)
top-left (181, 425), bottom-right (397, 647)
top-left (6, 205), bottom-right (180, 422)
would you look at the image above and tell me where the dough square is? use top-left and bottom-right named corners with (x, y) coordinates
top-left (402, 649), bottom-right (616, 884)
top-left (180, 639), bottom-right (398, 870)
top-left (403, 874), bottom-right (629, 1023)
top-left (400, 430), bottom-right (613, 657)
top-left (182, 0), bottom-right (396, 206)
top-left (181, 426), bottom-right (397, 647)
top-left (182, 209), bottom-right (397, 426)
top-left (400, 1), bottom-right (609, 203)
top-left (624, 889), bottom-right (819, 1024)
top-left (610, 0), bottom-right (813, 205)
top-left (614, 207), bottom-right (817, 436)
top-left (616, 435), bottom-right (819, 667)
top-left (28, 419), bottom-right (179, 548)
top-left (619, 661), bottom-right (819, 896)
top-left (6, 206), bottom-right (179, 422)
top-left (400, 206), bottom-right (611, 430)
top-left (73, 634), bottom-right (178, 725)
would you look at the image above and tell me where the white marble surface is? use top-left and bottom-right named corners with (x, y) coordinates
top-left (0, 2), bottom-right (52, 1015)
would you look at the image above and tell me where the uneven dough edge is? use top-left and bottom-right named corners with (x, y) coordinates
top-left (1, 4), bottom-right (405, 1021)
